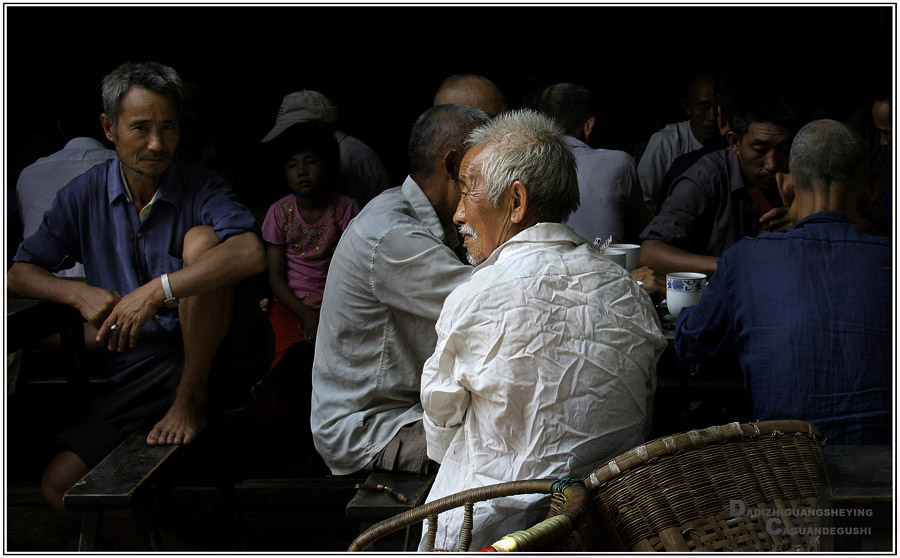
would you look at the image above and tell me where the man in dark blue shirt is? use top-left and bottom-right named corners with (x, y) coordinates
top-left (8, 62), bottom-right (272, 517)
top-left (674, 119), bottom-right (892, 445)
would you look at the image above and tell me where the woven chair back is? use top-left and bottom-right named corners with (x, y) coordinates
top-left (548, 420), bottom-right (824, 552)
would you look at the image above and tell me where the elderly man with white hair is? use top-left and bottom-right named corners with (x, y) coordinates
top-left (419, 109), bottom-right (667, 551)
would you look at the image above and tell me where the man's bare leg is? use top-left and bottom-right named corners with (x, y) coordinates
top-left (147, 226), bottom-right (234, 446)
top-left (43, 450), bottom-right (89, 518)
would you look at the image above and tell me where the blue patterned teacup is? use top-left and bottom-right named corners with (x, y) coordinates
top-left (666, 272), bottom-right (707, 318)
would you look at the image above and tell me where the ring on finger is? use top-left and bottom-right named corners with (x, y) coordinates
top-left (110, 324), bottom-right (121, 332)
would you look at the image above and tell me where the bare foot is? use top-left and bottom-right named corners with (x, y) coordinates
top-left (146, 394), bottom-right (207, 446)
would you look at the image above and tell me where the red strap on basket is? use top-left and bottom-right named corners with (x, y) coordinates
top-left (478, 545), bottom-right (498, 552)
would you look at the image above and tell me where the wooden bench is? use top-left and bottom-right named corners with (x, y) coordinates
top-left (345, 471), bottom-right (435, 551)
top-left (63, 432), bottom-right (180, 550)
top-left (62, 431), bottom-right (244, 551)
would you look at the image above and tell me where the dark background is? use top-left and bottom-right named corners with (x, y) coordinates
top-left (5, 4), bottom-right (895, 226)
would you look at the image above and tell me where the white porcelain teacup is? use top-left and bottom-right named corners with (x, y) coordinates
top-left (604, 249), bottom-right (627, 268)
top-left (666, 272), bottom-right (707, 318)
top-left (608, 243), bottom-right (641, 271)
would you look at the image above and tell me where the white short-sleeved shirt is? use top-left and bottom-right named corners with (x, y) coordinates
top-left (420, 223), bottom-right (667, 551)
top-left (637, 120), bottom-right (702, 201)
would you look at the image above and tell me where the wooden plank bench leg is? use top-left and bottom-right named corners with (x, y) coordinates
top-left (77, 510), bottom-right (102, 551)
top-left (131, 492), bottom-right (163, 550)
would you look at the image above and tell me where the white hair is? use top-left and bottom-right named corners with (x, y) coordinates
top-left (466, 109), bottom-right (579, 222)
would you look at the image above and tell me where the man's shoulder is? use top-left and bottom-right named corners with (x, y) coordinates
top-left (677, 148), bottom-right (731, 184)
top-left (344, 187), bottom-right (429, 239)
top-left (648, 120), bottom-right (690, 142)
top-left (575, 145), bottom-right (635, 168)
top-left (338, 133), bottom-right (383, 160)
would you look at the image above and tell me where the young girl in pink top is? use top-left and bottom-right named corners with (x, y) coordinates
top-left (261, 124), bottom-right (360, 371)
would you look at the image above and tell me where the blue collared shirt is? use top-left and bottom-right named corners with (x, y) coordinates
top-left (674, 211), bottom-right (892, 444)
top-left (15, 158), bottom-right (260, 383)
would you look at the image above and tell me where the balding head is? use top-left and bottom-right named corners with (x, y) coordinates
top-left (434, 74), bottom-right (508, 118)
top-left (790, 119), bottom-right (870, 193)
top-left (778, 119), bottom-right (873, 224)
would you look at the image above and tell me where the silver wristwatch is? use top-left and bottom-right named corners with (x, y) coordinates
top-left (161, 273), bottom-right (178, 308)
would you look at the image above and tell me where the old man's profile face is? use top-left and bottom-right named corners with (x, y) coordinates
top-left (454, 144), bottom-right (515, 265)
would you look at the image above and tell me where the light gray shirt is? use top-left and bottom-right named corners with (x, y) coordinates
top-left (563, 136), bottom-right (647, 245)
top-left (334, 130), bottom-right (392, 207)
top-left (310, 176), bottom-right (473, 475)
top-left (16, 137), bottom-right (116, 277)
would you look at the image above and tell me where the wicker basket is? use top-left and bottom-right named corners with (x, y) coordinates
top-left (487, 420), bottom-right (824, 552)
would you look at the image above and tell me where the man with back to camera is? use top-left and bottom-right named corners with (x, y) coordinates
top-left (310, 104), bottom-right (490, 476)
top-left (419, 109), bottom-right (667, 550)
top-left (538, 82), bottom-right (666, 296)
top-left (538, 82), bottom-right (647, 246)
top-left (640, 74), bottom-right (803, 277)
top-left (7, 61), bottom-right (272, 519)
top-left (674, 119), bottom-right (891, 445)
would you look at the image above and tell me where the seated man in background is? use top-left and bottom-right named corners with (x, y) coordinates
top-left (433, 73), bottom-right (508, 118)
top-left (538, 82), bottom-right (647, 245)
top-left (7, 61), bottom-right (272, 517)
top-left (640, 76), bottom-right (803, 277)
top-left (311, 104), bottom-right (490, 477)
top-left (637, 71), bottom-right (719, 204)
top-left (419, 110), bottom-right (667, 551)
top-left (654, 72), bottom-right (739, 213)
top-left (675, 120), bottom-right (892, 445)
top-left (538, 82), bottom-right (665, 296)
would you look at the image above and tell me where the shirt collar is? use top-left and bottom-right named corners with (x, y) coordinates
top-left (401, 175), bottom-right (458, 249)
top-left (793, 210), bottom-right (853, 229)
top-left (477, 222), bottom-right (583, 268)
top-left (564, 135), bottom-right (589, 149)
top-left (106, 158), bottom-right (183, 209)
top-left (724, 148), bottom-right (751, 194)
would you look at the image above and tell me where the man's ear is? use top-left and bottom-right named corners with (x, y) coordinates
top-left (508, 180), bottom-right (529, 224)
top-left (776, 172), bottom-right (795, 207)
top-left (100, 114), bottom-right (117, 145)
top-left (715, 105), bottom-right (728, 132)
top-left (443, 149), bottom-right (461, 180)
top-left (583, 116), bottom-right (596, 143)
top-left (681, 98), bottom-right (691, 116)
top-left (726, 130), bottom-right (740, 155)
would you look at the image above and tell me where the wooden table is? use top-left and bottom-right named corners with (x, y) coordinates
top-left (650, 319), bottom-right (749, 439)
top-left (820, 445), bottom-right (893, 551)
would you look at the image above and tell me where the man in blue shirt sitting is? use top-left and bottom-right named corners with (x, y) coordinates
top-left (674, 119), bottom-right (892, 445)
top-left (8, 61), bottom-right (272, 518)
